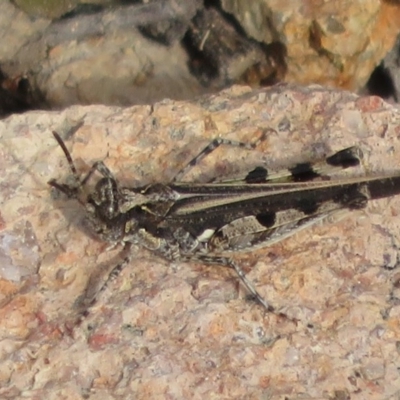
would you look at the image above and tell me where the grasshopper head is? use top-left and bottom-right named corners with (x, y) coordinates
top-left (85, 177), bottom-right (134, 242)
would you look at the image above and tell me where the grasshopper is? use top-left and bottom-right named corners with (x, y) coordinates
top-left (49, 131), bottom-right (400, 314)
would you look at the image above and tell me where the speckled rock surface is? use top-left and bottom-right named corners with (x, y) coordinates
top-left (1, 85), bottom-right (400, 399)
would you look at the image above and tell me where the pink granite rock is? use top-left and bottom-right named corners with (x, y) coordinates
top-left (1, 85), bottom-right (400, 399)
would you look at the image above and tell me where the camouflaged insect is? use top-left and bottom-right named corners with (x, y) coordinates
top-left (49, 131), bottom-right (400, 314)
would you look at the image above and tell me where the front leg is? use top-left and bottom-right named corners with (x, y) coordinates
top-left (79, 242), bottom-right (133, 310)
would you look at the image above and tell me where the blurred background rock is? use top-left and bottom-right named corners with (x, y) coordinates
top-left (1, 0), bottom-right (400, 115)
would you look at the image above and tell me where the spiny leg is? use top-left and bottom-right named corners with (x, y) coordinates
top-left (194, 254), bottom-right (277, 314)
top-left (80, 242), bottom-right (133, 309)
top-left (226, 258), bottom-right (275, 313)
top-left (172, 129), bottom-right (271, 182)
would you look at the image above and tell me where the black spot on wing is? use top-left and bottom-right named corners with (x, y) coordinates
top-left (348, 195), bottom-right (368, 209)
top-left (245, 166), bottom-right (269, 183)
top-left (256, 212), bottom-right (276, 228)
top-left (289, 162), bottom-right (320, 182)
top-left (333, 185), bottom-right (369, 210)
top-left (326, 147), bottom-right (361, 168)
top-left (295, 199), bottom-right (319, 215)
